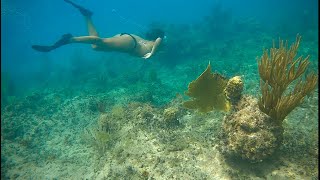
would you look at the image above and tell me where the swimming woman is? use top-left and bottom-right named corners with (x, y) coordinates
top-left (32, 0), bottom-right (165, 59)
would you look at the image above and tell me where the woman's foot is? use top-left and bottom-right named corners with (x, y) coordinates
top-left (32, 33), bottom-right (73, 52)
top-left (64, 0), bottom-right (93, 17)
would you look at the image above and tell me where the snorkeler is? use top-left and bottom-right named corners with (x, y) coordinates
top-left (31, 0), bottom-right (164, 59)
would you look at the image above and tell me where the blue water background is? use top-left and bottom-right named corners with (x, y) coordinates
top-left (1, 0), bottom-right (318, 96)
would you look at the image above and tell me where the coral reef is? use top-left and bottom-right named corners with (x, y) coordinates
top-left (183, 63), bottom-right (245, 113)
top-left (183, 62), bottom-right (231, 112)
top-left (224, 76), bottom-right (243, 105)
top-left (258, 35), bottom-right (318, 122)
top-left (220, 35), bottom-right (318, 162)
top-left (220, 96), bottom-right (282, 162)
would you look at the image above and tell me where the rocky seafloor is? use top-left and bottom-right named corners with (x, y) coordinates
top-left (1, 82), bottom-right (318, 179)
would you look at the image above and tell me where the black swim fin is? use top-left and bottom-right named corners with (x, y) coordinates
top-left (32, 33), bottom-right (73, 52)
top-left (64, 0), bottom-right (93, 17)
top-left (53, 33), bottom-right (73, 47)
top-left (32, 45), bottom-right (55, 52)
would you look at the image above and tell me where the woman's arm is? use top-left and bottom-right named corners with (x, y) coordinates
top-left (143, 37), bottom-right (162, 59)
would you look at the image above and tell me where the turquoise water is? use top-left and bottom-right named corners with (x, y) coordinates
top-left (1, 0), bottom-right (318, 179)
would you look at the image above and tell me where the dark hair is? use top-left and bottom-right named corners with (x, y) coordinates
top-left (145, 28), bottom-right (165, 40)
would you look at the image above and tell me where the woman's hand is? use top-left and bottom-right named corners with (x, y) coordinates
top-left (142, 52), bottom-right (152, 59)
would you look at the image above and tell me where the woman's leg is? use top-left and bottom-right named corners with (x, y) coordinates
top-left (64, 0), bottom-right (100, 48)
top-left (85, 17), bottom-right (98, 37)
top-left (31, 34), bottom-right (104, 52)
top-left (84, 17), bottom-right (100, 48)
top-left (70, 35), bottom-right (102, 44)
top-left (32, 1), bottom-right (103, 52)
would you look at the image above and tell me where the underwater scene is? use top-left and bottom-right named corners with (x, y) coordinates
top-left (1, 0), bottom-right (318, 179)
